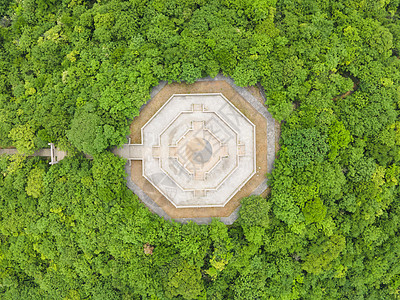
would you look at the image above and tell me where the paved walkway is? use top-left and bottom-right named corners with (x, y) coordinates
top-left (1, 144), bottom-right (73, 164)
top-left (0, 148), bottom-right (52, 156)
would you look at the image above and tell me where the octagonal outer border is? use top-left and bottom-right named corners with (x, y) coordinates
top-left (141, 93), bottom-right (255, 205)
top-left (124, 75), bottom-right (278, 225)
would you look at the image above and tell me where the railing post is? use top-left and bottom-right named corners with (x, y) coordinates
top-left (48, 143), bottom-right (56, 165)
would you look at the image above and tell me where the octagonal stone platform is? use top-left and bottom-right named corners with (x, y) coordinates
top-left (121, 94), bottom-right (256, 208)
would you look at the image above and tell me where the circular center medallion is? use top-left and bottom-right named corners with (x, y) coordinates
top-left (186, 137), bottom-right (213, 164)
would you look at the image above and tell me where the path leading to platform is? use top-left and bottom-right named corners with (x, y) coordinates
top-left (112, 143), bottom-right (143, 160)
top-left (1, 144), bottom-right (69, 164)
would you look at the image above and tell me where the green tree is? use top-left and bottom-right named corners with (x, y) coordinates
top-left (327, 121), bottom-right (353, 161)
top-left (26, 166), bottom-right (45, 198)
top-left (302, 235), bottom-right (346, 275)
top-left (67, 109), bottom-right (106, 155)
top-left (302, 197), bottom-right (327, 225)
top-left (8, 124), bottom-right (36, 155)
top-left (238, 196), bottom-right (270, 245)
top-left (282, 127), bottom-right (329, 168)
top-left (164, 260), bottom-right (204, 300)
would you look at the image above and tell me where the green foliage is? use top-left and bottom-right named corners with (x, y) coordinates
top-left (0, 0), bottom-right (400, 299)
top-left (302, 235), bottom-right (346, 275)
top-left (0, 0), bottom-right (12, 17)
top-left (67, 109), bottom-right (106, 155)
top-left (164, 260), bottom-right (204, 299)
top-left (25, 166), bottom-right (45, 198)
top-left (328, 121), bottom-right (353, 161)
top-left (206, 219), bottom-right (233, 280)
top-left (8, 124), bottom-right (35, 155)
top-left (238, 195), bottom-right (270, 244)
top-left (232, 60), bottom-right (259, 87)
top-left (282, 127), bottom-right (329, 168)
top-left (302, 197), bottom-right (327, 225)
top-left (67, 106), bottom-right (124, 155)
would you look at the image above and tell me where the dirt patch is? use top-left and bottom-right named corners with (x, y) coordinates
top-left (129, 80), bottom-right (273, 219)
top-left (332, 76), bottom-right (360, 101)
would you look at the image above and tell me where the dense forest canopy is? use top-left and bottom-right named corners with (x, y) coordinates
top-left (1, 0), bottom-right (400, 299)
